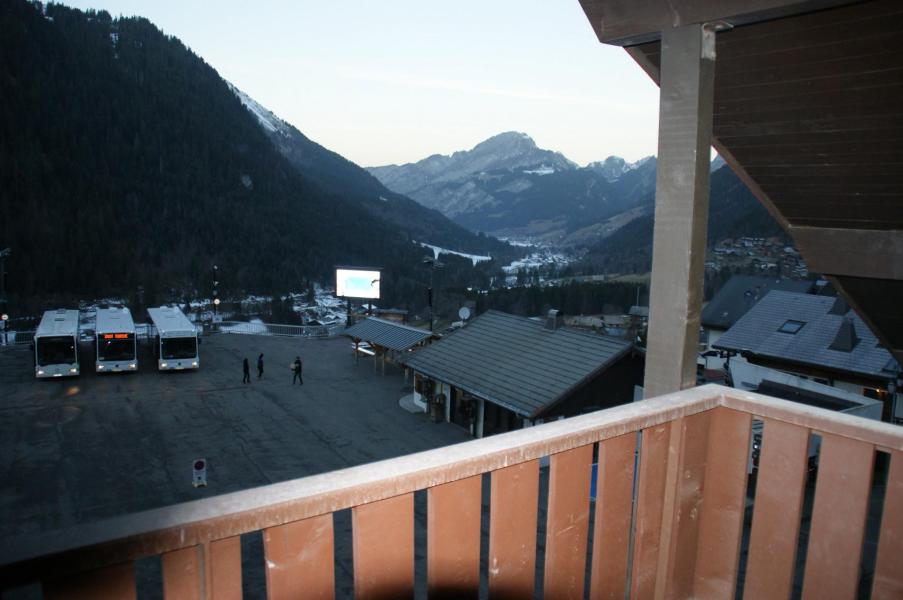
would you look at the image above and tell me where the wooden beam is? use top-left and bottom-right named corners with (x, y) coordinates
top-left (789, 226), bottom-right (903, 280)
top-left (643, 24), bottom-right (716, 397)
top-left (578, 0), bottom-right (863, 46)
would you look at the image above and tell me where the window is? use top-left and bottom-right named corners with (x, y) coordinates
top-left (778, 320), bottom-right (806, 334)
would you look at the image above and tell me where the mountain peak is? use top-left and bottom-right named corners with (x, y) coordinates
top-left (587, 155), bottom-right (655, 182)
top-left (473, 131), bottom-right (536, 150)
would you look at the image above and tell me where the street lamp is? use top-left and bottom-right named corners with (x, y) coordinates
top-left (0, 248), bottom-right (10, 343)
top-left (423, 256), bottom-right (444, 332)
top-left (212, 265), bottom-right (219, 316)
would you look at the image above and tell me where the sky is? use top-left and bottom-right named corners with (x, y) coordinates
top-left (59, 1), bottom-right (661, 167)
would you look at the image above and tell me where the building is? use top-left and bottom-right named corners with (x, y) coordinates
top-left (403, 310), bottom-right (643, 437)
top-left (716, 291), bottom-right (901, 420)
top-left (374, 308), bottom-right (408, 323)
top-left (700, 275), bottom-right (813, 371)
top-left (729, 358), bottom-right (884, 470)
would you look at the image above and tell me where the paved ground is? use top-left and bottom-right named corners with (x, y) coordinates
top-left (2, 335), bottom-right (889, 599)
top-left (0, 333), bottom-right (472, 598)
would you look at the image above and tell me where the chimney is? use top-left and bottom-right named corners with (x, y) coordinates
top-left (829, 317), bottom-right (859, 352)
top-left (545, 309), bottom-right (563, 331)
top-left (828, 296), bottom-right (848, 316)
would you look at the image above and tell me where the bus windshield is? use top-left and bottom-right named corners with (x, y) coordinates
top-left (161, 337), bottom-right (197, 360)
top-left (36, 336), bottom-right (77, 366)
top-left (98, 334), bottom-right (135, 361)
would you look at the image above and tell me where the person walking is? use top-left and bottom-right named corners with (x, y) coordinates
top-left (242, 357), bottom-right (250, 384)
top-left (257, 353), bottom-right (264, 379)
top-left (292, 356), bottom-right (303, 385)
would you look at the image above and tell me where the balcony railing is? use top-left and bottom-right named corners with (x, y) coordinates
top-left (1, 384), bottom-right (901, 599)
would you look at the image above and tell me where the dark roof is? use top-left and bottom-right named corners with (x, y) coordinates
top-left (629, 305), bottom-right (649, 318)
top-left (756, 380), bottom-right (858, 412)
top-left (593, 0), bottom-right (903, 369)
top-left (715, 291), bottom-right (900, 380)
top-left (701, 276), bottom-right (813, 330)
top-left (402, 310), bottom-right (632, 418)
top-left (342, 317), bottom-right (432, 351)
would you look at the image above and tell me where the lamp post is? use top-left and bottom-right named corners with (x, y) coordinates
top-left (212, 265), bottom-right (219, 316)
top-left (0, 248), bottom-right (10, 345)
top-left (423, 256), bottom-right (444, 332)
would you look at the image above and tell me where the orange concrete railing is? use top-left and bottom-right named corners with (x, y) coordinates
top-left (1, 384), bottom-right (901, 599)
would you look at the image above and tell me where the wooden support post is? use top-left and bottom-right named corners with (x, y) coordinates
top-left (643, 23), bottom-right (716, 398)
top-left (475, 399), bottom-right (485, 438)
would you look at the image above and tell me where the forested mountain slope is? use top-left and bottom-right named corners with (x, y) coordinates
top-left (0, 0), bottom-right (509, 310)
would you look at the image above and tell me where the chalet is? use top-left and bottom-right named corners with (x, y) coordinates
top-left (700, 275), bottom-right (813, 370)
top-left (716, 291), bottom-right (902, 421)
top-left (403, 310), bottom-right (643, 437)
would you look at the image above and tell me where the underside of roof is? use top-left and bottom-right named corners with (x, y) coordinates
top-left (580, 0), bottom-right (903, 367)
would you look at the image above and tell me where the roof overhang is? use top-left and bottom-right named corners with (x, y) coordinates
top-left (579, 0), bottom-right (903, 367)
top-left (579, 0), bottom-right (865, 46)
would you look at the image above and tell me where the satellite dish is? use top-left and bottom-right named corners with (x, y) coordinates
top-left (458, 307), bottom-right (471, 321)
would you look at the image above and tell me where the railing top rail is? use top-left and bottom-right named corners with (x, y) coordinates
top-left (3, 383), bottom-right (902, 587)
top-left (722, 388), bottom-right (903, 452)
top-left (0, 385), bottom-right (722, 584)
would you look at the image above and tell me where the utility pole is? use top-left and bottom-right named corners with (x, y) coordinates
top-left (0, 248), bottom-right (10, 345)
top-left (212, 265), bottom-right (219, 316)
top-left (423, 257), bottom-right (444, 332)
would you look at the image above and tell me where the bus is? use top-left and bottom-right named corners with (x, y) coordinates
top-left (34, 309), bottom-right (80, 378)
top-left (148, 306), bottom-right (199, 371)
top-left (95, 307), bottom-right (137, 373)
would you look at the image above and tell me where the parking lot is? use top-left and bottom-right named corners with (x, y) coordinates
top-left (0, 331), bottom-right (473, 596)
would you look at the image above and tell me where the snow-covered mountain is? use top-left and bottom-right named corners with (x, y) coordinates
top-left (367, 132), bottom-right (577, 214)
top-left (587, 155), bottom-right (654, 182)
top-left (367, 132), bottom-right (657, 245)
top-left (228, 85), bottom-right (514, 259)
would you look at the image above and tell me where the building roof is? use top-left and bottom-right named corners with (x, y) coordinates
top-left (578, 0), bottom-right (903, 368)
top-left (715, 291), bottom-right (900, 380)
top-left (701, 276), bottom-right (813, 330)
top-left (402, 310), bottom-right (632, 418)
top-left (342, 317), bottom-right (432, 351)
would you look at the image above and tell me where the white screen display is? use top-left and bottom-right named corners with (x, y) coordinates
top-left (336, 268), bottom-right (381, 299)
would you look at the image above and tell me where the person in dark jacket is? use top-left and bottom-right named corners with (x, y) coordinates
top-left (242, 357), bottom-right (250, 384)
top-left (257, 353), bottom-right (264, 379)
top-left (292, 356), bottom-right (303, 385)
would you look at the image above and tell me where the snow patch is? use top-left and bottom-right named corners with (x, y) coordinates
top-left (227, 83), bottom-right (286, 136)
top-left (418, 242), bottom-right (491, 266)
top-left (522, 165), bottom-right (555, 176)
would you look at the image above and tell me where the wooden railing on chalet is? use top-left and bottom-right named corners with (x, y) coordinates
top-left (1, 384), bottom-right (902, 599)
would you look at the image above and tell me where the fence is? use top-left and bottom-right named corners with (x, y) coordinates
top-left (2, 384), bottom-right (901, 598)
top-left (0, 329), bottom-right (35, 347)
top-left (213, 320), bottom-right (343, 339)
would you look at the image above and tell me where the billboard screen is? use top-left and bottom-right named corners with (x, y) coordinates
top-left (336, 268), bottom-right (381, 299)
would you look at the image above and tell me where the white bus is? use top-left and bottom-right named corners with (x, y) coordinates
top-left (34, 309), bottom-right (80, 378)
top-left (148, 306), bottom-right (199, 371)
top-left (95, 307), bottom-right (137, 373)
